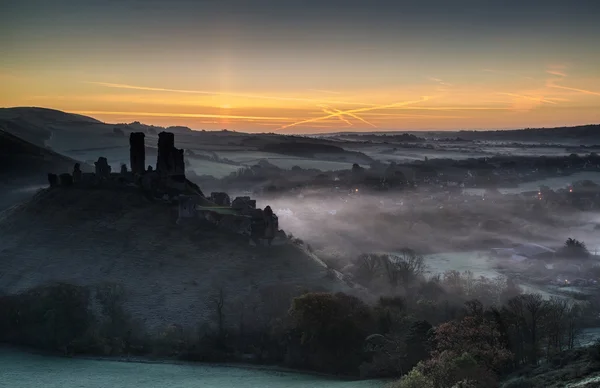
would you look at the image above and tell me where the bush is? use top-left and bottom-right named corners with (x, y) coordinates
top-left (588, 340), bottom-right (600, 362)
top-left (2, 283), bottom-right (92, 352)
top-left (418, 352), bottom-right (497, 388)
top-left (286, 292), bottom-right (374, 375)
top-left (388, 368), bottom-right (434, 388)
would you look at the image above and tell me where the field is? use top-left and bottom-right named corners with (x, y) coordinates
top-left (0, 348), bottom-right (383, 388)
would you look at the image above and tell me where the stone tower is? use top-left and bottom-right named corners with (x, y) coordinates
top-left (129, 132), bottom-right (146, 174)
top-left (156, 131), bottom-right (185, 180)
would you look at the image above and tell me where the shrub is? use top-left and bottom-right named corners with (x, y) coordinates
top-left (388, 368), bottom-right (434, 388)
top-left (418, 352), bottom-right (497, 388)
top-left (287, 292), bottom-right (374, 374)
top-left (433, 315), bottom-right (513, 372)
top-left (6, 283), bottom-right (92, 352)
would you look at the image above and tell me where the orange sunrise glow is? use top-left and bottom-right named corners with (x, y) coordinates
top-left (1, 1), bottom-right (599, 133)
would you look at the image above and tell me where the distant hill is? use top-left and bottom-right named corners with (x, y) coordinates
top-left (429, 124), bottom-right (600, 143)
top-left (0, 107), bottom-right (100, 147)
top-left (0, 187), bottom-right (355, 333)
top-left (0, 107), bottom-right (193, 153)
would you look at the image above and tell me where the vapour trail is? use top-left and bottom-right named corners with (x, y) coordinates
top-left (277, 96), bottom-right (433, 131)
top-left (86, 81), bottom-right (376, 106)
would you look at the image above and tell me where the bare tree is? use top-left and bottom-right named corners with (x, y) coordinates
top-left (210, 287), bottom-right (226, 340)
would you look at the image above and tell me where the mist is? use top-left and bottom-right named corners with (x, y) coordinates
top-left (256, 188), bottom-right (598, 264)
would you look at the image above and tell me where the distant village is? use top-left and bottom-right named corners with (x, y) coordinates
top-left (47, 132), bottom-right (284, 245)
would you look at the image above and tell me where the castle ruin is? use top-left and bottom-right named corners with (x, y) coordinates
top-left (48, 131), bottom-right (284, 245)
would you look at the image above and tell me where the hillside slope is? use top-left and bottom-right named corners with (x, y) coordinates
top-left (0, 129), bottom-right (86, 179)
top-left (0, 129), bottom-right (92, 211)
top-left (0, 187), bottom-right (355, 333)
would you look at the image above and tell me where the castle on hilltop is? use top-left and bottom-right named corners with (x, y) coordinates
top-left (48, 131), bottom-right (283, 245)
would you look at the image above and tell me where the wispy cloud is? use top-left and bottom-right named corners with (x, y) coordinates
top-left (86, 81), bottom-right (375, 106)
top-left (427, 77), bottom-right (453, 86)
top-left (548, 84), bottom-right (600, 97)
top-left (498, 92), bottom-right (558, 105)
top-left (482, 69), bottom-right (535, 80)
top-left (546, 70), bottom-right (567, 77)
top-left (70, 110), bottom-right (297, 121)
top-left (309, 89), bottom-right (342, 95)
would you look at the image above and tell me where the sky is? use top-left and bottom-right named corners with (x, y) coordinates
top-left (1, 0), bottom-right (600, 133)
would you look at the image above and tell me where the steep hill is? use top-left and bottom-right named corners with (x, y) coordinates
top-left (0, 187), bottom-right (355, 333)
top-left (0, 129), bottom-right (86, 180)
top-left (0, 129), bottom-right (92, 211)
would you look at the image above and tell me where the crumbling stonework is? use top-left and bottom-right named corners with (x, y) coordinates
top-left (129, 132), bottom-right (146, 174)
top-left (59, 173), bottom-right (73, 186)
top-left (156, 132), bottom-right (185, 179)
top-left (232, 196), bottom-right (256, 213)
top-left (48, 173), bottom-right (58, 187)
top-left (72, 163), bottom-right (82, 183)
top-left (210, 192), bottom-right (231, 206)
top-left (177, 195), bottom-right (198, 223)
top-left (94, 157), bottom-right (112, 179)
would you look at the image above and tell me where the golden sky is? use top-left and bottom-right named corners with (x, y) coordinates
top-left (1, 1), bottom-right (600, 133)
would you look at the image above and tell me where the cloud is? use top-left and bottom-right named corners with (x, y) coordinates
top-left (69, 110), bottom-right (296, 121)
top-left (548, 84), bottom-right (600, 97)
top-left (546, 70), bottom-right (567, 77)
top-left (86, 81), bottom-right (375, 106)
top-left (427, 76), bottom-right (453, 86)
top-left (482, 69), bottom-right (535, 80)
top-left (499, 92), bottom-right (558, 105)
top-left (309, 89), bottom-right (342, 95)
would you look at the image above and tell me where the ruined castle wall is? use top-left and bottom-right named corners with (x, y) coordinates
top-left (129, 132), bottom-right (146, 174)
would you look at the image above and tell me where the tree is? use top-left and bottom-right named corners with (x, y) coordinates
top-left (287, 292), bottom-right (374, 374)
top-left (433, 314), bottom-right (513, 372)
top-left (354, 253), bottom-right (382, 285)
top-left (404, 320), bottom-right (434, 369)
top-left (418, 352), bottom-right (497, 388)
top-left (558, 238), bottom-right (590, 259)
top-left (504, 294), bottom-right (546, 365)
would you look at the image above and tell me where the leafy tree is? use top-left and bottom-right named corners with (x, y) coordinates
top-left (287, 292), bottom-right (374, 374)
top-left (433, 314), bottom-right (513, 372)
top-left (418, 352), bottom-right (497, 388)
top-left (389, 368), bottom-right (434, 388)
top-left (558, 238), bottom-right (590, 259)
top-left (404, 320), bottom-right (434, 369)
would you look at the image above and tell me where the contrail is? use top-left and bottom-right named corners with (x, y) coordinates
top-left (499, 93), bottom-right (558, 105)
top-left (86, 81), bottom-right (375, 106)
top-left (549, 84), bottom-right (600, 97)
top-left (321, 107), bottom-right (353, 127)
top-left (329, 106), bottom-right (377, 128)
top-left (70, 110), bottom-right (295, 121)
top-left (277, 96), bottom-right (433, 131)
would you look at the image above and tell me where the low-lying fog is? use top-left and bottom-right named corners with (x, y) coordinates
top-left (256, 189), bottom-right (599, 262)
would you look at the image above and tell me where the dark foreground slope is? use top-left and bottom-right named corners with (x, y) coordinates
top-left (0, 129), bottom-right (84, 179)
top-left (0, 187), bottom-right (353, 333)
top-left (0, 129), bottom-right (91, 211)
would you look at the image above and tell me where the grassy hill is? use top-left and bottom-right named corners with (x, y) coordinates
top-left (0, 186), bottom-right (355, 334)
top-left (0, 129), bottom-right (92, 211)
top-left (0, 129), bottom-right (86, 179)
